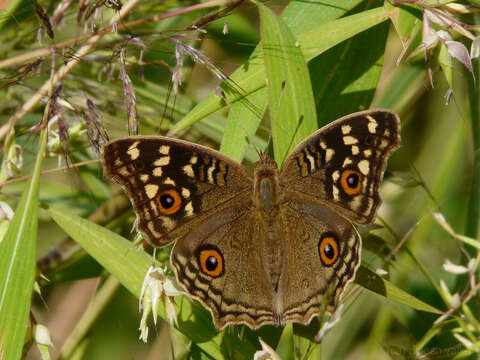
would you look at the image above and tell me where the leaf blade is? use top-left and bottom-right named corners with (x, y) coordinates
top-left (0, 130), bottom-right (47, 360)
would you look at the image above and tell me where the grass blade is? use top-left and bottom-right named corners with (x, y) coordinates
top-left (170, 7), bottom-right (389, 136)
top-left (257, 1), bottom-right (317, 166)
top-left (0, 129), bottom-right (47, 360)
top-left (356, 265), bottom-right (441, 314)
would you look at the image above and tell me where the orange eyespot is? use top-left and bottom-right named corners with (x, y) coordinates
top-left (198, 247), bottom-right (224, 277)
top-left (340, 169), bottom-right (362, 195)
top-left (157, 189), bottom-right (182, 215)
top-left (319, 235), bottom-right (339, 266)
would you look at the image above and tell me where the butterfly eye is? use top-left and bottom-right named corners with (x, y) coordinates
top-left (340, 169), bottom-right (362, 195)
top-left (157, 189), bottom-right (182, 215)
top-left (318, 235), bottom-right (339, 266)
top-left (198, 247), bottom-right (224, 277)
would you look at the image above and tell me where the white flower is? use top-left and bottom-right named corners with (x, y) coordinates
top-left (253, 337), bottom-right (282, 360)
top-left (139, 266), bottom-right (184, 342)
top-left (315, 304), bottom-right (344, 342)
top-left (35, 324), bottom-right (53, 360)
top-left (34, 324), bottom-right (53, 347)
top-left (443, 259), bottom-right (470, 274)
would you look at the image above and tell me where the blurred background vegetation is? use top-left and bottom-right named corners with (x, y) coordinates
top-left (0, 0), bottom-right (479, 359)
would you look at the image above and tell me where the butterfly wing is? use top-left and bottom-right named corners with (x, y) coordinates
top-left (280, 109), bottom-right (400, 224)
top-left (102, 136), bottom-right (253, 246)
top-left (171, 208), bottom-right (277, 330)
top-left (278, 201), bottom-right (361, 324)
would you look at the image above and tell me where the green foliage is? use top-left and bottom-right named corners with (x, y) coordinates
top-left (0, 0), bottom-right (479, 359)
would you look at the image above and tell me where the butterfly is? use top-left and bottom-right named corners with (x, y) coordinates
top-left (102, 109), bottom-right (400, 330)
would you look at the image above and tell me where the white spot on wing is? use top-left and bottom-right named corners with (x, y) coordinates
top-left (127, 144), bottom-right (140, 160)
top-left (332, 170), bottom-right (340, 182)
top-left (154, 156), bottom-right (170, 166)
top-left (358, 160), bottom-right (370, 175)
top-left (325, 149), bottom-right (335, 162)
top-left (366, 115), bottom-right (378, 134)
top-left (184, 201), bottom-right (194, 216)
top-left (153, 167), bottom-right (163, 177)
top-left (182, 187), bottom-right (191, 198)
top-left (150, 201), bottom-right (158, 215)
top-left (183, 164), bottom-right (194, 177)
top-left (351, 145), bottom-right (359, 155)
top-left (332, 185), bottom-right (340, 201)
top-left (207, 165), bottom-right (215, 183)
top-left (343, 157), bottom-right (353, 167)
top-left (145, 184), bottom-right (159, 199)
top-left (363, 149), bottom-right (372, 157)
top-left (163, 177), bottom-right (175, 185)
top-left (140, 174), bottom-right (149, 183)
top-left (306, 153), bottom-right (316, 171)
top-left (343, 136), bottom-right (358, 145)
top-left (159, 145), bottom-right (170, 155)
top-left (341, 125), bottom-right (352, 134)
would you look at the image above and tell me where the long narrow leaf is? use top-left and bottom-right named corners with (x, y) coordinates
top-left (170, 7), bottom-right (389, 137)
top-left (257, 2), bottom-right (317, 166)
top-left (356, 266), bottom-right (441, 314)
top-left (0, 130), bottom-right (47, 360)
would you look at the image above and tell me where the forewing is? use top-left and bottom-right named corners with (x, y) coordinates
top-left (280, 110), bottom-right (400, 224)
top-left (102, 136), bottom-right (252, 246)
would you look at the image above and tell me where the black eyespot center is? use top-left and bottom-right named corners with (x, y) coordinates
top-left (346, 173), bottom-right (359, 189)
top-left (205, 256), bottom-right (218, 271)
top-left (324, 243), bottom-right (335, 259)
top-left (160, 193), bottom-right (174, 209)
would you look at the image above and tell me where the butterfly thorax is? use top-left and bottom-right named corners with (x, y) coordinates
top-left (253, 156), bottom-right (285, 298)
top-left (253, 156), bottom-right (282, 222)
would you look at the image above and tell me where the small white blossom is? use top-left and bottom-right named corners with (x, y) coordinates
top-left (35, 324), bottom-right (53, 347)
top-left (443, 259), bottom-right (470, 274)
top-left (316, 304), bottom-right (344, 342)
top-left (375, 268), bottom-right (389, 276)
top-left (0, 202), bottom-right (14, 222)
top-left (471, 36), bottom-right (480, 59)
top-left (433, 212), bottom-right (455, 236)
top-left (254, 337), bottom-right (282, 360)
top-left (35, 324), bottom-right (53, 360)
top-left (139, 266), bottom-right (184, 342)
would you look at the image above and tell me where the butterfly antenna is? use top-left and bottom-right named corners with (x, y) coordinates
top-left (159, 80), bottom-right (174, 133)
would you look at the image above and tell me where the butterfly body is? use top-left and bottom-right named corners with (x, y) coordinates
top-left (103, 109), bottom-right (400, 330)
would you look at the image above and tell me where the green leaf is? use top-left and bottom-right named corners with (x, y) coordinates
top-left (356, 265), bottom-right (441, 314)
top-left (0, 130), bottom-right (47, 360)
top-left (310, 0), bottom-right (389, 127)
top-left (219, 0), bottom-right (364, 162)
top-left (219, 87), bottom-right (267, 162)
top-left (257, 1), bottom-right (317, 166)
top-left (170, 7), bottom-right (389, 143)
